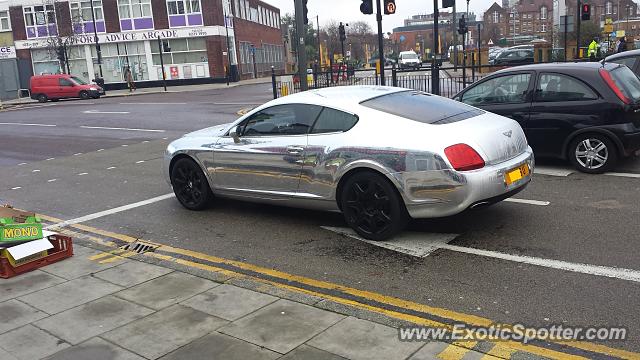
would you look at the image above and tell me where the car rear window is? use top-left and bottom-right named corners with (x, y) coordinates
top-left (610, 65), bottom-right (640, 102)
top-left (360, 91), bottom-right (484, 124)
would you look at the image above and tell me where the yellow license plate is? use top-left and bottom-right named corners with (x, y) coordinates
top-left (505, 164), bottom-right (530, 185)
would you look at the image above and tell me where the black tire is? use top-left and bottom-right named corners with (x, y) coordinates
top-left (170, 158), bottom-right (214, 210)
top-left (340, 171), bottom-right (409, 241)
top-left (79, 90), bottom-right (90, 100)
top-left (92, 94), bottom-right (101, 99)
top-left (568, 133), bottom-right (618, 174)
top-left (37, 94), bottom-right (48, 103)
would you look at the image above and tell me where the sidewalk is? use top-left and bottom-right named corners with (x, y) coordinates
top-left (0, 234), bottom-right (491, 360)
top-left (1, 77), bottom-right (272, 107)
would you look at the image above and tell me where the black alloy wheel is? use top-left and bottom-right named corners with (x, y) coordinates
top-left (79, 90), bottom-right (90, 100)
top-left (170, 158), bottom-right (213, 210)
top-left (340, 171), bottom-right (409, 241)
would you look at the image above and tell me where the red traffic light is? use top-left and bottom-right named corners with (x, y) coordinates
top-left (582, 4), bottom-right (591, 20)
top-left (384, 0), bottom-right (396, 14)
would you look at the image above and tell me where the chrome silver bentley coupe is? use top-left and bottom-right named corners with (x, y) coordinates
top-left (164, 86), bottom-right (534, 240)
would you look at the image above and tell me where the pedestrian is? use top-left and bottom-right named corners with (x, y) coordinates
top-left (124, 66), bottom-right (136, 92)
top-left (588, 38), bottom-right (598, 61)
top-left (617, 37), bottom-right (627, 53)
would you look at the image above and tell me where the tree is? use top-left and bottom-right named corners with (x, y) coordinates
top-left (564, 22), bottom-right (601, 48)
top-left (282, 14), bottom-right (318, 67)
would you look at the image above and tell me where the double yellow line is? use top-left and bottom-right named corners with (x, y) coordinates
top-left (39, 213), bottom-right (640, 360)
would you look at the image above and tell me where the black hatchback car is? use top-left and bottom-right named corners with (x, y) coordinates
top-left (453, 62), bottom-right (640, 173)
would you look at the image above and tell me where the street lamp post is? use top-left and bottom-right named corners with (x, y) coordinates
top-left (223, 3), bottom-right (233, 85)
top-left (88, 0), bottom-right (104, 90)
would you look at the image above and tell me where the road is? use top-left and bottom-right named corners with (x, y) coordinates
top-left (1, 84), bottom-right (639, 357)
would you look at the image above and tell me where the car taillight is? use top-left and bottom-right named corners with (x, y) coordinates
top-left (444, 144), bottom-right (485, 171)
top-left (599, 68), bottom-right (631, 105)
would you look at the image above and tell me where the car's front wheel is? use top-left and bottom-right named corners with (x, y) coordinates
top-left (170, 158), bottom-right (213, 210)
top-left (79, 90), bottom-right (90, 100)
top-left (37, 94), bottom-right (48, 103)
top-left (340, 171), bottom-right (409, 241)
top-left (569, 133), bottom-right (618, 173)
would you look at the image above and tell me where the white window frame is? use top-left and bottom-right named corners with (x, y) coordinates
top-left (70, 0), bottom-right (104, 32)
top-left (167, 0), bottom-right (201, 16)
top-left (540, 6), bottom-right (547, 20)
top-left (0, 10), bottom-right (10, 31)
top-left (118, 0), bottom-right (153, 22)
top-left (541, 23), bottom-right (547, 32)
top-left (606, 1), bottom-right (612, 14)
top-left (493, 11), bottom-right (499, 23)
top-left (23, 5), bottom-right (56, 37)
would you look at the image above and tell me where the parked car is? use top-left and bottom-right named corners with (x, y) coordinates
top-left (491, 48), bottom-right (534, 66)
top-left (165, 86), bottom-right (533, 240)
top-left (30, 74), bottom-right (103, 103)
top-left (398, 51), bottom-right (422, 70)
top-left (605, 49), bottom-right (640, 75)
top-left (453, 62), bottom-right (640, 173)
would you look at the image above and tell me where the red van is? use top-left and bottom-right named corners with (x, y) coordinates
top-left (30, 74), bottom-right (103, 103)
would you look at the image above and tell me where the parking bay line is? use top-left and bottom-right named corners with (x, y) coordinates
top-left (0, 122), bottom-right (57, 127)
top-left (79, 125), bottom-right (166, 133)
top-left (605, 172), bottom-right (640, 179)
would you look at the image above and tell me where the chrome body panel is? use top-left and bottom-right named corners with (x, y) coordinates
top-left (164, 86), bottom-right (535, 218)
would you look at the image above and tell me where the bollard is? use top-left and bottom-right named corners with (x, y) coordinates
top-left (271, 67), bottom-right (277, 99)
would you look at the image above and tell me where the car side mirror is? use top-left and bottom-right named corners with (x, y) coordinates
top-left (230, 125), bottom-right (241, 143)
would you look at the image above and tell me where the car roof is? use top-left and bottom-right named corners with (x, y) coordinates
top-left (493, 61), bottom-right (615, 75)
top-left (272, 86), bottom-right (408, 107)
top-left (605, 49), bottom-right (640, 61)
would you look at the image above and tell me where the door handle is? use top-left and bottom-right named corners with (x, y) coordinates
top-left (286, 146), bottom-right (304, 154)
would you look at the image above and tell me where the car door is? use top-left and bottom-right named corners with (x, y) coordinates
top-left (527, 72), bottom-right (605, 157)
top-left (457, 71), bottom-right (534, 127)
top-left (213, 103), bottom-right (322, 195)
top-left (58, 77), bottom-right (75, 98)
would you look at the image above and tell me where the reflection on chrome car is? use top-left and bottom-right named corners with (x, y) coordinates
top-left (164, 86), bottom-right (534, 241)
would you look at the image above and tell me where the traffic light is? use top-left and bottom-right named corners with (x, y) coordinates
top-left (339, 22), bottom-right (346, 42)
top-left (360, 0), bottom-right (373, 14)
top-left (442, 0), bottom-right (455, 8)
top-left (384, 0), bottom-right (396, 14)
top-left (303, 0), bottom-right (308, 24)
top-left (458, 15), bottom-right (468, 35)
top-left (582, 4), bottom-right (591, 20)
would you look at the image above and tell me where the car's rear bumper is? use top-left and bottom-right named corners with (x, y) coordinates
top-left (391, 147), bottom-right (535, 219)
top-left (622, 130), bottom-right (640, 156)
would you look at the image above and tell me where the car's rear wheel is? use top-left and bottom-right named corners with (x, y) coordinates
top-left (569, 133), bottom-right (618, 174)
top-left (340, 171), bottom-right (409, 241)
top-left (37, 94), bottom-right (48, 103)
top-left (170, 158), bottom-right (213, 210)
top-left (79, 90), bottom-right (90, 100)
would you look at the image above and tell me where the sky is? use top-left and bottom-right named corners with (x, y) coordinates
top-left (262, 0), bottom-right (498, 33)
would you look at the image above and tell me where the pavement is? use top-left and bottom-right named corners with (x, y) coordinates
top-left (0, 233), bottom-right (505, 360)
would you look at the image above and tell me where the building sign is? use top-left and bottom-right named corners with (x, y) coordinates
top-left (0, 46), bottom-right (16, 59)
top-left (14, 26), bottom-right (231, 50)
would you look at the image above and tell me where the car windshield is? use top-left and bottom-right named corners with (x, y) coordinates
top-left (71, 76), bottom-right (88, 85)
top-left (402, 53), bottom-right (418, 59)
top-left (360, 91), bottom-right (484, 124)
top-left (609, 65), bottom-right (640, 102)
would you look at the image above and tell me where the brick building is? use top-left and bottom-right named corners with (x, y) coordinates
top-left (5, 0), bottom-right (284, 90)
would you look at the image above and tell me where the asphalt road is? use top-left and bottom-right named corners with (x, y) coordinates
top-left (1, 84), bottom-right (639, 355)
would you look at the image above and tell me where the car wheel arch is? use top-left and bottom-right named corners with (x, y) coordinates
top-left (335, 166), bottom-right (404, 212)
top-left (169, 154), bottom-right (214, 189)
top-left (562, 128), bottom-right (624, 159)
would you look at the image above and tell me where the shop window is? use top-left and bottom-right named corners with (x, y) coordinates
top-left (0, 10), bottom-right (10, 31)
top-left (24, 5), bottom-right (57, 38)
top-left (118, 0), bottom-right (153, 31)
top-left (151, 37), bottom-right (208, 67)
top-left (70, 0), bottom-right (105, 34)
top-left (167, 0), bottom-right (202, 27)
top-left (91, 41), bottom-right (149, 83)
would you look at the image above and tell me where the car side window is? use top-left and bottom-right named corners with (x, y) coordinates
top-left (461, 73), bottom-right (531, 105)
top-left (240, 104), bottom-right (322, 137)
top-left (311, 107), bottom-right (358, 134)
top-left (534, 73), bottom-right (598, 102)
top-left (59, 78), bottom-right (74, 86)
top-left (609, 57), bottom-right (637, 69)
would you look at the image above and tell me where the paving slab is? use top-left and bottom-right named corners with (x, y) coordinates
top-left (93, 260), bottom-right (174, 287)
top-left (0, 347), bottom-right (19, 360)
top-left (220, 299), bottom-right (345, 354)
top-left (34, 295), bottom-right (154, 345)
top-left (181, 283), bottom-right (278, 321)
top-left (43, 337), bottom-right (146, 360)
top-left (114, 271), bottom-right (217, 310)
top-left (0, 299), bottom-right (48, 335)
top-left (407, 341), bottom-right (449, 359)
top-left (0, 270), bottom-right (66, 302)
top-left (40, 246), bottom-right (128, 280)
top-left (279, 345), bottom-right (348, 360)
top-left (159, 332), bottom-right (280, 360)
top-left (307, 316), bottom-right (424, 360)
top-left (102, 304), bottom-right (228, 359)
top-left (18, 276), bottom-right (123, 314)
top-left (0, 324), bottom-right (70, 360)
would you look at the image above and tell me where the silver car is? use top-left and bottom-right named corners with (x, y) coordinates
top-left (164, 86), bottom-right (534, 240)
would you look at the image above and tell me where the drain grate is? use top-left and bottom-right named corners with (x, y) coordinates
top-left (120, 240), bottom-right (160, 254)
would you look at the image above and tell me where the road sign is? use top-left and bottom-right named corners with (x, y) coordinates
top-left (604, 24), bottom-right (613, 33)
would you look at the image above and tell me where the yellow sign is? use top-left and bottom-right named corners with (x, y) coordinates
top-left (605, 18), bottom-right (613, 24)
top-left (616, 30), bottom-right (626, 37)
top-left (3, 226), bottom-right (40, 239)
top-left (604, 24), bottom-right (613, 33)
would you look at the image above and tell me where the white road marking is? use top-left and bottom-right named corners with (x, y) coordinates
top-left (142, 141), bottom-right (149, 143)
top-left (213, 102), bottom-right (262, 105)
top-left (97, 149), bottom-right (105, 152)
top-left (79, 125), bottom-right (165, 133)
top-left (32, 169), bottom-right (40, 173)
top-left (0, 122), bottom-right (56, 127)
top-left (47, 179), bottom-right (57, 182)
top-left (162, 137), bottom-right (168, 140)
top-left (534, 166), bottom-right (574, 177)
top-left (73, 153), bottom-right (82, 156)
top-left (605, 172), bottom-right (640, 179)
top-left (323, 227), bottom-right (640, 283)
top-left (121, 144), bottom-right (128, 147)
top-left (83, 110), bottom-right (130, 114)
top-left (77, 172), bottom-right (88, 176)
top-left (46, 193), bottom-right (174, 230)
top-left (46, 158), bottom-right (55, 161)
top-left (504, 198), bottom-right (550, 206)
top-left (135, 160), bottom-right (145, 164)
top-left (120, 102), bottom-right (186, 105)
top-left (321, 227), bottom-right (457, 257)
top-left (11, 187), bottom-right (21, 190)
top-left (18, 163), bottom-right (27, 166)
top-left (107, 166), bottom-right (116, 170)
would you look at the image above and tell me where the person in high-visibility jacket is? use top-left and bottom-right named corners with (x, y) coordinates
top-left (588, 39), bottom-right (598, 61)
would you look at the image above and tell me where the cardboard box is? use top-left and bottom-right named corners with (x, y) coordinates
top-left (0, 207), bottom-right (43, 244)
top-left (0, 238), bottom-right (53, 267)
